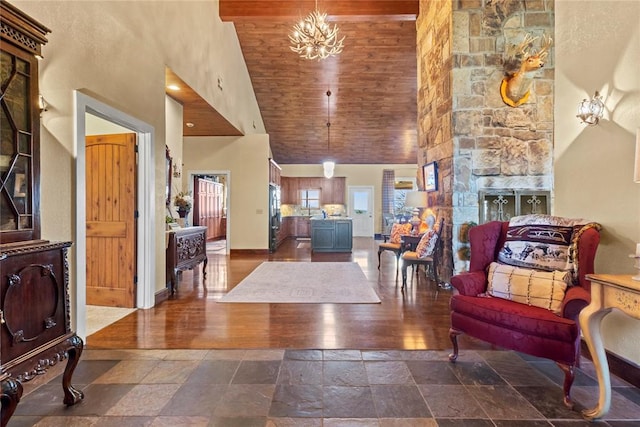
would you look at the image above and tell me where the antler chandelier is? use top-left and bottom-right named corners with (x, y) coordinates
top-left (289, 1), bottom-right (344, 61)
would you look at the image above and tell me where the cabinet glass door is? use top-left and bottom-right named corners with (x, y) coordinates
top-left (1, 48), bottom-right (37, 237)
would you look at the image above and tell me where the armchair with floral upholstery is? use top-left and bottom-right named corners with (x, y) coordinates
top-left (448, 215), bottom-right (601, 408)
top-left (378, 222), bottom-right (412, 275)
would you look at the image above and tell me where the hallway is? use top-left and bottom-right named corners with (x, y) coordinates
top-left (86, 237), bottom-right (460, 350)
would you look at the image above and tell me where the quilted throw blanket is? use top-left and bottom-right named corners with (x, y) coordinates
top-left (497, 214), bottom-right (601, 282)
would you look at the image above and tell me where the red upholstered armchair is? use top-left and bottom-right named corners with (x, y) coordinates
top-left (448, 218), bottom-right (601, 408)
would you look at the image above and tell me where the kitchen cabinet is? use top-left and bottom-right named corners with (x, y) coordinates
top-left (310, 219), bottom-right (352, 252)
top-left (292, 217), bottom-right (311, 238)
top-left (330, 177), bottom-right (346, 204)
top-left (281, 177), bottom-right (298, 204)
top-left (320, 178), bottom-right (333, 204)
top-left (277, 217), bottom-right (291, 245)
top-left (269, 159), bottom-right (281, 187)
top-left (281, 177), bottom-right (345, 205)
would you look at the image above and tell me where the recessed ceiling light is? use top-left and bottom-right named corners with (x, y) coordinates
top-left (186, 122), bottom-right (195, 128)
top-left (167, 84), bottom-right (180, 91)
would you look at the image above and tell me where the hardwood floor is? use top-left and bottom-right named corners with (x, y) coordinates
top-left (87, 237), bottom-right (491, 352)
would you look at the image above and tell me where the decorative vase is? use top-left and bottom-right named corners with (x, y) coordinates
top-left (177, 208), bottom-right (190, 227)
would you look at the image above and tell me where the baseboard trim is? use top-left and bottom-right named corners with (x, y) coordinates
top-left (230, 249), bottom-right (270, 256)
top-left (155, 288), bottom-right (169, 305)
top-left (580, 340), bottom-right (640, 388)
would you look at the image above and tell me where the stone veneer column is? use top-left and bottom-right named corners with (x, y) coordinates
top-left (417, 0), bottom-right (454, 282)
top-left (417, 0), bottom-right (555, 277)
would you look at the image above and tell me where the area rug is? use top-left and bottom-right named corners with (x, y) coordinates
top-left (218, 262), bottom-right (381, 304)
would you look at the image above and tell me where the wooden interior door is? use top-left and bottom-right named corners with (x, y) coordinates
top-left (194, 177), bottom-right (224, 240)
top-left (86, 133), bottom-right (136, 307)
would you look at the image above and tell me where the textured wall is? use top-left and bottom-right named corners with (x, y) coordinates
top-left (451, 0), bottom-right (555, 274)
top-left (554, 0), bottom-right (640, 364)
top-left (416, 0), bottom-right (454, 281)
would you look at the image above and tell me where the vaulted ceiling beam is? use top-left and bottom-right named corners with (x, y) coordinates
top-left (219, 0), bottom-right (419, 21)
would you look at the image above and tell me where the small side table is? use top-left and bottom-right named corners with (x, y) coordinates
top-left (400, 234), bottom-right (422, 252)
top-left (580, 274), bottom-right (640, 419)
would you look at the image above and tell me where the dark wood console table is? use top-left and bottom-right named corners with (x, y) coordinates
top-left (166, 226), bottom-right (208, 294)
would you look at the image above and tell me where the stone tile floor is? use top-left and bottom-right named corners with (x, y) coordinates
top-left (7, 349), bottom-right (640, 426)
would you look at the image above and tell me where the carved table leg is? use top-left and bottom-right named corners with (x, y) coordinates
top-left (579, 299), bottom-right (612, 419)
top-left (202, 257), bottom-right (208, 280)
top-left (1, 374), bottom-right (23, 427)
top-left (171, 269), bottom-right (178, 295)
top-left (62, 334), bottom-right (85, 406)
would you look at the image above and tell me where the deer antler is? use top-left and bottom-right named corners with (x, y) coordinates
top-left (516, 33), bottom-right (538, 57)
top-left (532, 34), bottom-right (553, 61)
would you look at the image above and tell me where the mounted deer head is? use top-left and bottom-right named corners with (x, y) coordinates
top-left (500, 33), bottom-right (553, 107)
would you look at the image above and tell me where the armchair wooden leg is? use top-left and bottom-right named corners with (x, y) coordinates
top-left (395, 252), bottom-right (401, 277)
top-left (448, 328), bottom-right (462, 362)
top-left (377, 249), bottom-right (382, 270)
top-left (557, 362), bottom-right (575, 409)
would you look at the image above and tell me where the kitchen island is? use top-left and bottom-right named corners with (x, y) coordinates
top-left (310, 217), bottom-right (353, 252)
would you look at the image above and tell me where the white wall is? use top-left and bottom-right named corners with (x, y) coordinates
top-left (166, 95), bottom-right (184, 217)
top-left (555, 0), bottom-right (640, 363)
top-left (281, 164), bottom-right (419, 234)
top-left (183, 135), bottom-right (271, 249)
top-left (17, 0), bottom-right (264, 300)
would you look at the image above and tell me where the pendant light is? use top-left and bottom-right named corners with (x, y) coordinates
top-left (323, 88), bottom-right (335, 179)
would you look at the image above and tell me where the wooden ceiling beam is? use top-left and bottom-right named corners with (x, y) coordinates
top-left (219, 0), bottom-right (419, 21)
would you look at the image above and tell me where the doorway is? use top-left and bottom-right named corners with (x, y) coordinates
top-left (74, 91), bottom-right (156, 340)
top-left (189, 170), bottom-right (231, 254)
top-left (348, 186), bottom-right (374, 237)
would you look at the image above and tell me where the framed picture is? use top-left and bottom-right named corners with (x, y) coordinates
top-left (422, 162), bottom-right (438, 192)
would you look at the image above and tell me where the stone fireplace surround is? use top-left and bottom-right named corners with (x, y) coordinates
top-left (417, 0), bottom-right (555, 281)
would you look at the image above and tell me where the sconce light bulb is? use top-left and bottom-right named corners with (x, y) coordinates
top-left (38, 94), bottom-right (48, 113)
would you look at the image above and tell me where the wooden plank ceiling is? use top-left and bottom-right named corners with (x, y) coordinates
top-left (214, 1), bottom-right (419, 164)
top-left (165, 69), bottom-right (243, 137)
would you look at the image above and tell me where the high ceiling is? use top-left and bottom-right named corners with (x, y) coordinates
top-left (175, 0), bottom-right (420, 165)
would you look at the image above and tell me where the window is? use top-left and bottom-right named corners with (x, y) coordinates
top-left (393, 179), bottom-right (416, 218)
top-left (300, 189), bottom-right (320, 209)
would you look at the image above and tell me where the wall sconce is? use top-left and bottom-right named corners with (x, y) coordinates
top-left (172, 162), bottom-right (181, 178)
top-left (38, 94), bottom-right (48, 115)
top-left (576, 91), bottom-right (604, 125)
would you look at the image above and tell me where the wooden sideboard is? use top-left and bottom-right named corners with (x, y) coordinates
top-left (1, 241), bottom-right (84, 426)
top-left (166, 226), bottom-right (208, 295)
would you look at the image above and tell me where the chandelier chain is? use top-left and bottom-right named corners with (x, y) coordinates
top-left (326, 89), bottom-right (331, 153)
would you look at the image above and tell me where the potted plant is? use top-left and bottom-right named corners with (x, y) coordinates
top-left (174, 191), bottom-right (193, 218)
